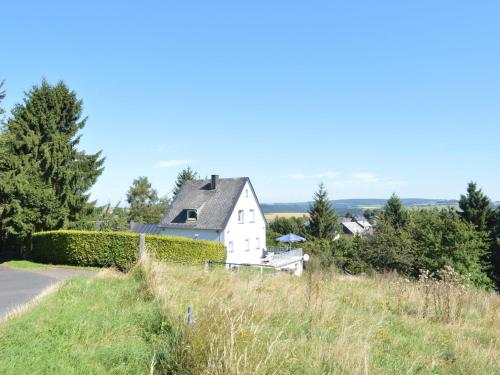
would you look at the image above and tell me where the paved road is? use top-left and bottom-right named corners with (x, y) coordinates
top-left (0, 265), bottom-right (95, 319)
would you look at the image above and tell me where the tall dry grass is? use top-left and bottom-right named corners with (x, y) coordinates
top-left (140, 255), bottom-right (500, 374)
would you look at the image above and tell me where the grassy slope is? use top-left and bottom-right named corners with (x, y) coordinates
top-left (144, 260), bottom-right (500, 374)
top-left (0, 270), bottom-right (170, 375)
top-left (1, 260), bottom-right (100, 270)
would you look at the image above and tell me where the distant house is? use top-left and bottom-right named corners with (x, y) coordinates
top-left (156, 175), bottom-right (267, 264)
top-left (341, 216), bottom-right (373, 236)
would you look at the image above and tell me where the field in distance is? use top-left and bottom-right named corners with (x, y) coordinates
top-left (264, 212), bottom-right (310, 221)
top-left (262, 198), bottom-right (461, 217)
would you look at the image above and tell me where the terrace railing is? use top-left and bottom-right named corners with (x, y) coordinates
top-left (267, 247), bottom-right (303, 261)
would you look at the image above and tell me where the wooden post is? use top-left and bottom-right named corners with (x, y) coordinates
top-left (139, 233), bottom-right (145, 258)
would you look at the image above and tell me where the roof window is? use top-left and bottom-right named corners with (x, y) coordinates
top-left (186, 209), bottom-right (197, 222)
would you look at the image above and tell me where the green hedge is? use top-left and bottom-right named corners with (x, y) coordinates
top-left (31, 230), bottom-right (226, 270)
top-left (145, 234), bottom-right (226, 263)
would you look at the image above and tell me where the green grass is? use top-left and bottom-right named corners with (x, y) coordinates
top-left (1, 259), bottom-right (100, 271)
top-left (1, 259), bottom-right (51, 269)
top-left (0, 270), bottom-right (172, 375)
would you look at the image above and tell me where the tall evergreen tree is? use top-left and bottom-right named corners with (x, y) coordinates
top-left (459, 182), bottom-right (492, 232)
top-left (0, 80), bottom-right (104, 237)
top-left (172, 166), bottom-right (198, 197)
top-left (127, 176), bottom-right (168, 224)
top-left (307, 183), bottom-right (338, 240)
top-left (383, 194), bottom-right (408, 228)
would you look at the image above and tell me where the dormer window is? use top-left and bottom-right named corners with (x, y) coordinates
top-left (186, 209), bottom-right (197, 222)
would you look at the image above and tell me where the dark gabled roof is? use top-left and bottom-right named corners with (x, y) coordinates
top-left (129, 222), bottom-right (162, 234)
top-left (159, 177), bottom-right (249, 230)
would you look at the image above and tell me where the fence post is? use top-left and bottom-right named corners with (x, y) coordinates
top-left (187, 305), bottom-right (194, 326)
top-left (138, 233), bottom-right (145, 258)
top-left (205, 260), bottom-right (212, 273)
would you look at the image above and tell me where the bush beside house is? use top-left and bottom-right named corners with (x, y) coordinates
top-left (145, 234), bottom-right (226, 263)
top-left (31, 230), bottom-right (226, 270)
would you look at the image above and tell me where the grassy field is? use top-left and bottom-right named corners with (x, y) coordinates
top-left (143, 258), bottom-right (500, 374)
top-left (0, 269), bottom-right (170, 374)
top-left (1, 257), bottom-right (499, 374)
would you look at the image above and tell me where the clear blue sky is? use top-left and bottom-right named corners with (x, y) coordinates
top-left (2, 1), bottom-right (499, 204)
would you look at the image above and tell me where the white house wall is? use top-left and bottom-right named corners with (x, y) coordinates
top-left (224, 181), bottom-right (267, 264)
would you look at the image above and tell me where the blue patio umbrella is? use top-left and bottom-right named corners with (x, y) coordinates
top-left (275, 233), bottom-right (306, 245)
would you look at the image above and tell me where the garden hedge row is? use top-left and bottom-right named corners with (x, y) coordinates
top-left (31, 230), bottom-right (226, 270)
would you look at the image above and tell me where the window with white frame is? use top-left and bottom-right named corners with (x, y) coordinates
top-left (245, 239), bottom-right (250, 251)
top-left (186, 209), bottom-right (197, 222)
top-left (256, 237), bottom-right (260, 249)
top-left (238, 210), bottom-right (244, 223)
top-left (249, 209), bottom-right (255, 223)
top-left (245, 189), bottom-right (249, 197)
top-left (228, 241), bottom-right (234, 253)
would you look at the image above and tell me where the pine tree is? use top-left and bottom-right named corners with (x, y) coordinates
top-left (384, 194), bottom-right (408, 228)
top-left (459, 182), bottom-right (492, 232)
top-left (307, 183), bottom-right (338, 239)
top-left (0, 80), bottom-right (104, 237)
top-left (127, 176), bottom-right (168, 223)
top-left (172, 166), bottom-right (198, 197)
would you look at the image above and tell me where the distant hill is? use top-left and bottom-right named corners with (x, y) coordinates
top-left (261, 198), bottom-right (459, 216)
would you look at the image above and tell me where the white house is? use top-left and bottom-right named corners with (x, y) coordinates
top-left (158, 175), bottom-right (267, 264)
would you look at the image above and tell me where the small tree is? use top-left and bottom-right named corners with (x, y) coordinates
top-left (97, 203), bottom-right (129, 231)
top-left (459, 182), bottom-right (492, 232)
top-left (491, 208), bottom-right (500, 288)
top-left (127, 176), bottom-right (168, 224)
top-left (69, 202), bottom-right (129, 232)
top-left (307, 183), bottom-right (338, 240)
top-left (173, 166), bottom-right (198, 197)
top-left (384, 194), bottom-right (408, 228)
top-left (0, 80), bottom-right (5, 117)
top-left (269, 216), bottom-right (308, 237)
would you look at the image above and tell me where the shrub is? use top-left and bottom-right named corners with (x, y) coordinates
top-left (31, 230), bottom-right (139, 270)
top-left (303, 237), bottom-right (371, 273)
top-left (268, 216), bottom-right (308, 238)
top-left (31, 230), bottom-right (226, 270)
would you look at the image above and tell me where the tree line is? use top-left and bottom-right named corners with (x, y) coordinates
top-left (269, 183), bottom-right (500, 290)
top-left (74, 167), bottom-right (199, 231)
